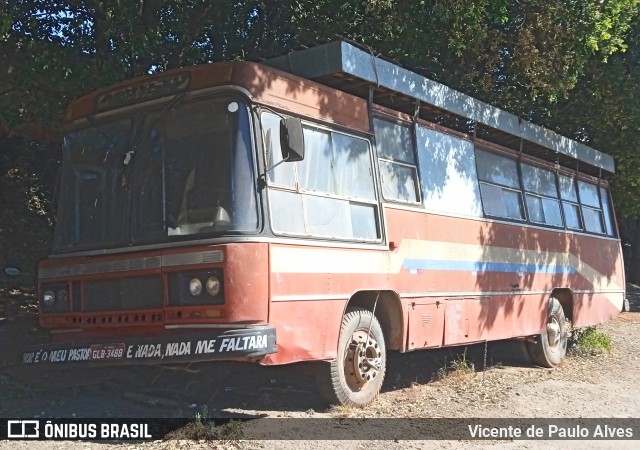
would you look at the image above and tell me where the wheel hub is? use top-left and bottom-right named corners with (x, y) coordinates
top-left (547, 319), bottom-right (561, 347)
top-left (347, 330), bottom-right (382, 385)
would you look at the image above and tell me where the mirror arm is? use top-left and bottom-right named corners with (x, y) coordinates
top-left (259, 159), bottom-right (288, 191)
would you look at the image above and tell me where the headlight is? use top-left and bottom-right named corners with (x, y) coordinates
top-left (40, 283), bottom-right (71, 313)
top-left (57, 289), bottom-right (69, 305)
top-left (169, 270), bottom-right (224, 306)
top-left (43, 290), bottom-right (56, 306)
top-left (189, 278), bottom-right (203, 296)
top-left (205, 276), bottom-right (221, 296)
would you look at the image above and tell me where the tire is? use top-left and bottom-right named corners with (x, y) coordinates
top-left (316, 307), bottom-right (386, 406)
top-left (527, 297), bottom-right (568, 368)
top-left (622, 297), bottom-right (631, 312)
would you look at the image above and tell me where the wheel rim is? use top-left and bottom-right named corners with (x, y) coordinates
top-left (344, 329), bottom-right (382, 390)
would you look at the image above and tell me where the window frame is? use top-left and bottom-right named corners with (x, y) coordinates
top-left (474, 147), bottom-right (526, 222)
top-left (260, 110), bottom-right (382, 243)
top-left (520, 161), bottom-right (564, 229)
top-left (372, 115), bottom-right (422, 205)
top-left (577, 177), bottom-right (607, 235)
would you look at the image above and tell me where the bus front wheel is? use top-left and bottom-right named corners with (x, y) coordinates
top-left (317, 307), bottom-right (386, 406)
top-left (527, 297), bottom-right (568, 368)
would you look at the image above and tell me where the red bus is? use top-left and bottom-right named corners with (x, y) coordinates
top-left (25, 40), bottom-right (625, 406)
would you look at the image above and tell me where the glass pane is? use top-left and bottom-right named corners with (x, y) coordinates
top-left (480, 183), bottom-right (505, 217)
top-left (526, 194), bottom-right (544, 223)
top-left (475, 148), bottom-right (520, 188)
top-left (136, 130), bottom-right (164, 232)
top-left (379, 160), bottom-right (419, 202)
top-left (583, 207), bottom-right (604, 233)
top-left (74, 167), bottom-right (108, 241)
top-left (503, 189), bottom-right (524, 220)
top-left (480, 183), bottom-right (523, 219)
top-left (349, 203), bottom-right (379, 240)
top-left (542, 198), bottom-right (563, 227)
top-left (298, 127), bottom-right (334, 193)
top-left (563, 202), bottom-right (582, 230)
top-left (269, 189), bottom-right (305, 234)
top-left (54, 119), bottom-right (130, 251)
top-left (416, 126), bottom-right (482, 217)
top-left (332, 133), bottom-right (375, 199)
top-left (54, 96), bottom-right (258, 252)
top-left (521, 163), bottom-right (558, 197)
top-left (578, 180), bottom-right (600, 208)
top-left (151, 97), bottom-right (257, 237)
top-left (373, 117), bottom-right (415, 163)
top-left (559, 175), bottom-right (578, 201)
top-left (262, 112), bottom-right (296, 187)
top-left (600, 187), bottom-right (615, 236)
top-left (303, 195), bottom-right (351, 238)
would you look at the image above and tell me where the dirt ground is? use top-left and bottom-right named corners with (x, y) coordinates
top-left (0, 286), bottom-right (639, 449)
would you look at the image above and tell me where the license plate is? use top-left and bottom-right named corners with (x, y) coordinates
top-left (89, 343), bottom-right (126, 360)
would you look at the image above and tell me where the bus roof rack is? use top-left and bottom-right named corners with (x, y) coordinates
top-left (262, 40), bottom-right (614, 176)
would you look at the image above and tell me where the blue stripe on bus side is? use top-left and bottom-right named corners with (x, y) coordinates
top-left (402, 259), bottom-right (576, 274)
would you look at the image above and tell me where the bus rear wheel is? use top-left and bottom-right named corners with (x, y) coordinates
top-left (317, 307), bottom-right (386, 406)
top-left (527, 297), bottom-right (568, 368)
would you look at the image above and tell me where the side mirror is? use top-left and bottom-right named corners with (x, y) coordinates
top-left (280, 117), bottom-right (304, 162)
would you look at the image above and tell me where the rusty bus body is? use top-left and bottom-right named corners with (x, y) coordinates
top-left (25, 41), bottom-right (624, 405)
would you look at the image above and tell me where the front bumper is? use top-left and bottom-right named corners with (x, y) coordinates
top-left (22, 326), bottom-right (277, 366)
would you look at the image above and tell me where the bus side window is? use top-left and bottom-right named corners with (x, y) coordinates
top-left (559, 175), bottom-right (582, 230)
top-left (600, 186), bottom-right (615, 236)
top-left (262, 112), bottom-right (296, 188)
top-left (263, 111), bottom-right (379, 241)
top-left (475, 148), bottom-right (524, 221)
top-left (521, 163), bottom-right (563, 227)
top-left (579, 180), bottom-right (605, 234)
top-left (373, 117), bottom-right (420, 203)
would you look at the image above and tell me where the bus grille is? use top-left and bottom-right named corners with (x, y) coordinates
top-left (82, 276), bottom-right (163, 312)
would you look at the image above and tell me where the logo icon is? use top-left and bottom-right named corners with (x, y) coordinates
top-left (7, 420), bottom-right (39, 438)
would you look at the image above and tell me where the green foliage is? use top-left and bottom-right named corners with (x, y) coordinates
top-left (0, 137), bottom-right (57, 288)
top-left (570, 326), bottom-right (614, 356)
top-left (167, 407), bottom-right (244, 441)
top-left (2, 1), bottom-right (640, 282)
top-left (2, 0), bottom-right (639, 130)
top-left (438, 349), bottom-right (475, 380)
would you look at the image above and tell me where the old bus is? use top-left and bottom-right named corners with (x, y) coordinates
top-left (25, 40), bottom-right (624, 406)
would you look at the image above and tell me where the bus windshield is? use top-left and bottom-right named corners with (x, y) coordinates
top-left (53, 94), bottom-right (258, 253)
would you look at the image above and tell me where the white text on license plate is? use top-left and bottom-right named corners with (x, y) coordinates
top-left (89, 343), bottom-right (126, 360)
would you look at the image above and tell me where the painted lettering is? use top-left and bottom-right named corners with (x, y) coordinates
top-left (219, 334), bottom-right (267, 352)
top-left (68, 348), bottom-right (90, 361)
top-left (164, 341), bottom-right (191, 357)
top-left (49, 349), bottom-right (68, 362)
top-left (134, 344), bottom-right (162, 358)
top-left (219, 337), bottom-right (234, 351)
top-left (195, 339), bottom-right (216, 354)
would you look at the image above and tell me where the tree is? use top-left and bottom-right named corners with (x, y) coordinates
top-left (1, 0), bottom-right (297, 134)
top-left (1, 1), bottom-right (640, 285)
top-left (544, 15), bottom-right (640, 282)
